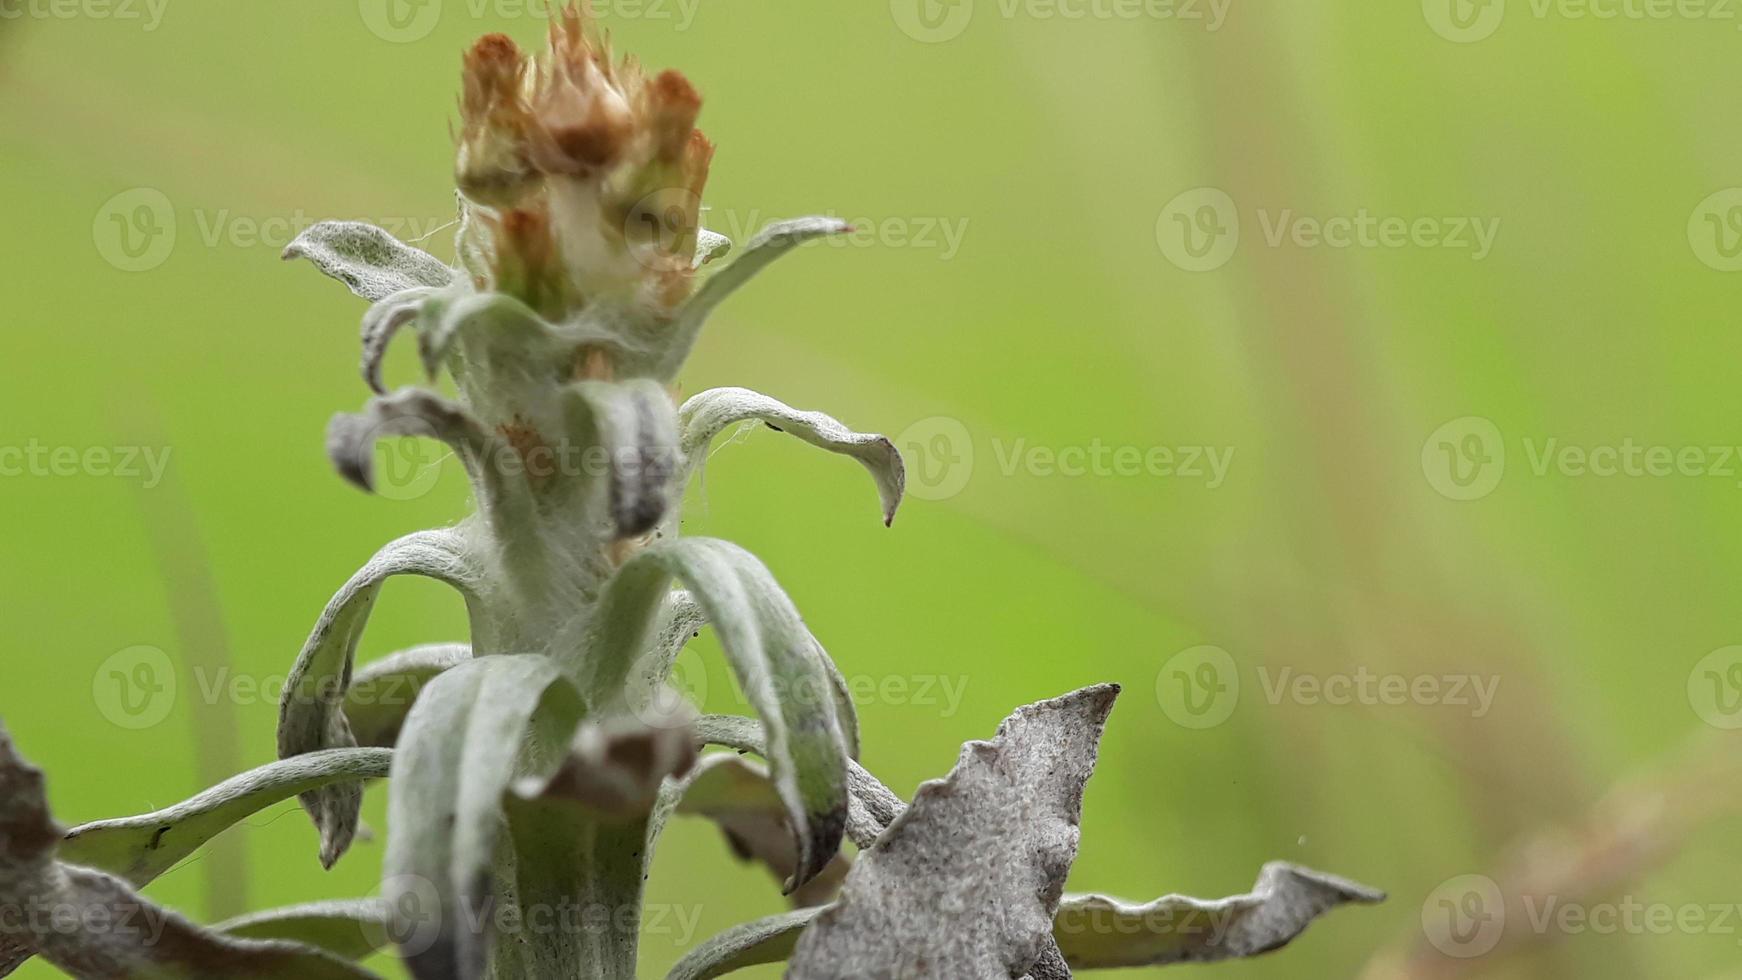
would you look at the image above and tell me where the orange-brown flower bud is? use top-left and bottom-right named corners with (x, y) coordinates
top-left (527, 5), bottom-right (635, 176)
top-left (645, 70), bottom-right (702, 165)
top-left (456, 34), bottom-right (537, 207)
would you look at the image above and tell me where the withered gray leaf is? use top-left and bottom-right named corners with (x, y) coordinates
top-left (677, 386), bottom-right (906, 527)
top-left (1053, 862), bottom-right (1385, 968)
top-left (785, 685), bottom-right (1120, 980)
top-left (0, 725), bottom-right (379, 980)
top-left (283, 221), bottom-right (454, 303)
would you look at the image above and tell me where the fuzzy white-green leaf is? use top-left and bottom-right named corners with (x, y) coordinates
top-left (60, 748), bottom-right (392, 888)
top-left (284, 221), bottom-right (453, 303)
top-left (343, 644), bottom-right (471, 747)
top-left (579, 539), bottom-right (850, 890)
top-left (564, 379), bottom-right (682, 539)
top-left (650, 217), bottom-right (853, 379)
top-left (277, 529), bottom-right (486, 869)
top-left (678, 387), bottom-right (905, 527)
top-left (384, 654), bottom-right (585, 980)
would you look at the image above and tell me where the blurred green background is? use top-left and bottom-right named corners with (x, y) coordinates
top-left (5, 0), bottom-right (1742, 977)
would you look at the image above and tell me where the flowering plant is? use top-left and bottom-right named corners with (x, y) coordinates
top-left (0, 8), bottom-right (1381, 978)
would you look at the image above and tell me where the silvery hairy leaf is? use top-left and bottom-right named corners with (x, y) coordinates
top-left (327, 389), bottom-right (534, 535)
top-left (491, 700), bottom-right (700, 980)
top-left (343, 644), bottom-right (472, 748)
top-left (785, 685), bottom-right (1121, 980)
top-left (284, 221), bottom-right (454, 303)
top-left (564, 380), bottom-right (682, 539)
top-left (1052, 863), bottom-right (1385, 968)
top-left (384, 655), bottom-right (586, 980)
top-left (360, 286), bottom-right (445, 395)
top-left (215, 899), bottom-right (394, 963)
top-left (59, 748), bottom-right (392, 888)
top-left (576, 539), bottom-right (850, 891)
top-left (694, 229), bottom-right (732, 268)
top-left (417, 291), bottom-right (564, 389)
top-left (0, 725), bottom-right (379, 980)
top-left (678, 387), bottom-right (906, 527)
top-left (277, 528), bottom-right (486, 869)
top-left (649, 217), bottom-right (854, 379)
